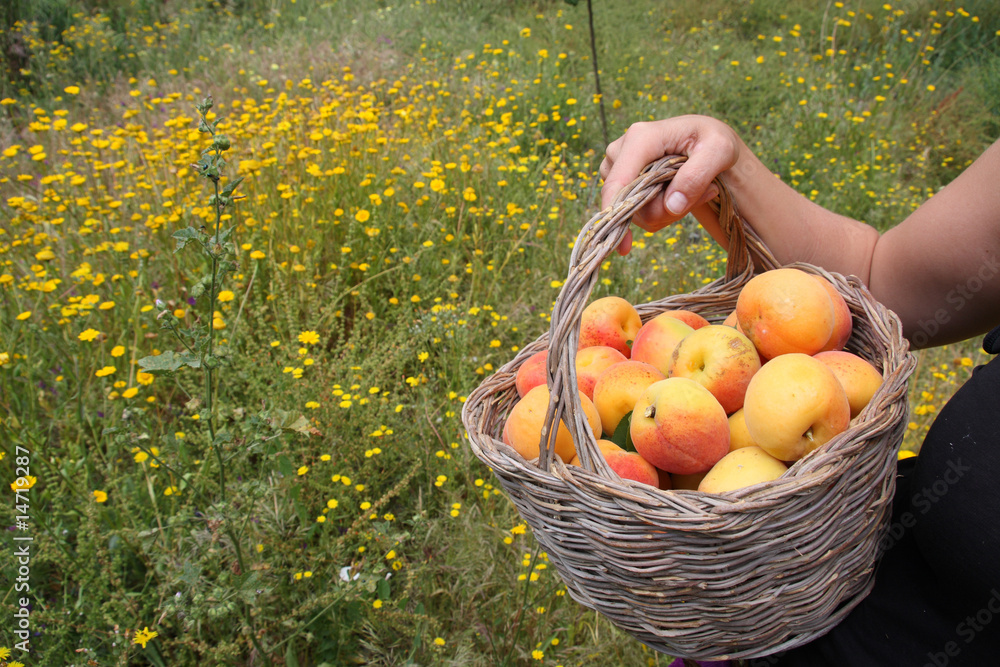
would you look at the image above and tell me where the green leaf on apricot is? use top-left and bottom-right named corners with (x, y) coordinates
top-left (610, 410), bottom-right (635, 452)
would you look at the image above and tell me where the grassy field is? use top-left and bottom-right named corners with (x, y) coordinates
top-left (1, 0), bottom-right (998, 664)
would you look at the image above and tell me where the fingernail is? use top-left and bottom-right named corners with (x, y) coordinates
top-left (665, 191), bottom-right (688, 215)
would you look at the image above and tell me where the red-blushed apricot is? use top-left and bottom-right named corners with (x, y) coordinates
top-left (630, 377), bottom-right (730, 475)
top-left (575, 346), bottom-right (627, 400)
top-left (515, 350), bottom-right (548, 398)
top-left (666, 324), bottom-right (761, 414)
top-left (578, 296), bottom-right (642, 358)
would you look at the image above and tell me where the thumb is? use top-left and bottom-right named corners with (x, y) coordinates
top-left (660, 134), bottom-right (739, 217)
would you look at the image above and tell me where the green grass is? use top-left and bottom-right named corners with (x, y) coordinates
top-left (0, 0), bottom-right (997, 664)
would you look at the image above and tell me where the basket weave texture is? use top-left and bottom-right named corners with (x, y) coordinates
top-left (461, 156), bottom-right (917, 660)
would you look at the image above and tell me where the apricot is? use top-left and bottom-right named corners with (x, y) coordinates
top-left (660, 309), bottom-right (710, 330)
top-left (727, 408), bottom-right (758, 452)
top-left (515, 350), bottom-right (548, 398)
top-left (591, 360), bottom-right (666, 436)
top-left (578, 296), bottom-right (642, 358)
top-left (631, 314), bottom-right (694, 376)
top-left (666, 324), bottom-right (761, 414)
top-left (630, 377), bottom-right (730, 475)
top-left (502, 385), bottom-right (601, 463)
top-left (813, 275), bottom-right (853, 352)
top-left (698, 446), bottom-right (788, 494)
top-left (575, 346), bottom-right (628, 400)
top-left (736, 268), bottom-right (835, 359)
top-left (743, 353), bottom-right (851, 461)
top-left (814, 350), bottom-right (883, 418)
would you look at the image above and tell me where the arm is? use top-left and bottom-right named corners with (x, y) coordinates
top-left (600, 116), bottom-right (1000, 348)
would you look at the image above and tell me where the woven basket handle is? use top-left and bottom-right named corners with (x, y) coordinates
top-left (538, 154), bottom-right (779, 474)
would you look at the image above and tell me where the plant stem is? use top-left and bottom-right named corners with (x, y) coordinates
top-left (586, 0), bottom-right (609, 146)
top-left (205, 175), bottom-right (225, 502)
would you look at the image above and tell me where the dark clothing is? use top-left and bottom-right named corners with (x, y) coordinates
top-left (766, 329), bottom-right (1000, 667)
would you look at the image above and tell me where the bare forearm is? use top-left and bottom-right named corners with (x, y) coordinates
top-left (698, 138), bottom-right (1000, 347)
top-left (694, 140), bottom-right (880, 283)
top-left (868, 140), bottom-right (1000, 347)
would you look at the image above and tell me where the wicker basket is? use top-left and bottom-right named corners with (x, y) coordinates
top-left (461, 155), bottom-right (916, 660)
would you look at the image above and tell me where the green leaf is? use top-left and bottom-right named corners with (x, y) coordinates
top-left (138, 351), bottom-right (185, 373)
top-left (137, 350), bottom-right (202, 374)
top-left (221, 176), bottom-right (244, 198)
top-left (172, 227), bottom-right (204, 252)
top-left (189, 274), bottom-right (212, 299)
top-left (609, 410), bottom-right (635, 452)
top-left (377, 578), bottom-right (390, 600)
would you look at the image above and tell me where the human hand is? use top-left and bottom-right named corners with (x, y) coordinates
top-left (599, 115), bottom-right (743, 254)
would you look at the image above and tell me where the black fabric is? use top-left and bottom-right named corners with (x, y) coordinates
top-left (761, 328), bottom-right (1000, 667)
top-left (984, 326), bottom-right (1000, 355)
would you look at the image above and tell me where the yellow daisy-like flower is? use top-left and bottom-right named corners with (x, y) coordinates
top-left (111, 345), bottom-right (125, 357)
top-left (217, 290), bottom-right (235, 302)
top-left (11, 475), bottom-right (37, 492)
top-left (16, 311), bottom-right (31, 320)
top-left (78, 328), bottom-right (101, 342)
top-left (93, 490), bottom-right (108, 503)
top-left (136, 371), bottom-right (154, 385)
top-left (355, 209), bottom-right (371, 222)
top-left (433, 637), bottom-right (445, 646)
top-left (64, 85), bottom-right (80, 95)
top-left (0, 646), bottom-right (11, 659)
top-left (133, 626), bottom-right (158, 649)
top-left (250, 250), bottom-right (266, 259)
top-left (95, 366), bottom-right (116, 377)
top-left (297, 330), bottom-right (320, 345)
